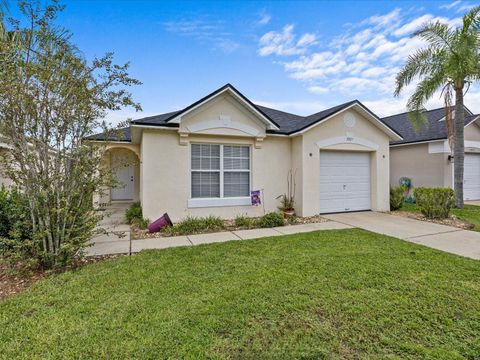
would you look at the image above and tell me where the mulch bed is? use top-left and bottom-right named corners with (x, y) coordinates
top-left (0, 254), bottom-right (127, 301)
top-left (391, 211), bottom-right (475, 230)
top-left (131, 215), bottom-right (329, 240)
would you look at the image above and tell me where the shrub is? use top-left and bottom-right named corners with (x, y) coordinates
top-left (256, 212), bottom-right (285, 228)
top-left (234, 214), bottom-right (252, 228)
top-left (390, 186), bottom-right (406, 211)
top-left (126, 202), bottom-right (143, 225)
top-left (163, 215), bottom-right (224, 236)
top-left (132, 217), bottom-right (150, 230)
top-left (414, 187), bottom-right (455, 219)
top-left (0, 186), bottom-right (36, 270)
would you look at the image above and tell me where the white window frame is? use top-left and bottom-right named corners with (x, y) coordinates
top-left (188, 143), bottom-right (251, 208)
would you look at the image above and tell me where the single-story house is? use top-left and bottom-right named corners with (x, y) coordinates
top-left (382, 106), bottom-right (480, 200)
top-left (89, 84), bottom-right (402, 221)
top-left (0, 136), bottom-right (13, 189)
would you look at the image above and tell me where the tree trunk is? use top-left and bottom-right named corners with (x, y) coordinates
top-left (454, 87), bottom-right (465, 208)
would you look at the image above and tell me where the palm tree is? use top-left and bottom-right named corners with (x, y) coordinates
top-left (395, 6), bottom-right (480, 208)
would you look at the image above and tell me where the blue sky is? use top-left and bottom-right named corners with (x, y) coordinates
top-left (8, 0), bottom-right (480, 124)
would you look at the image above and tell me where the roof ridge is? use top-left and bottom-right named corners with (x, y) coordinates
top-left (305, 100), bottom-right (357, 119)
top-left (254, 104), bottom-right (305, 118)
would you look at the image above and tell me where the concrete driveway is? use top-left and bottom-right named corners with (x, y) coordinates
top-left (323, 212), bottom-right (480, 260)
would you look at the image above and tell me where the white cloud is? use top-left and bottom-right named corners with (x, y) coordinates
top-left (440, 1), bottom-right (476, 12)
top-left (163, 19), bottom-right (240, 53)
top-left (440, 1), bottom-right (462, 10)
top-left (258, 6), bottom-right (475, 113)
top-left (258, 24), bottom-right (317, 56)
top-left (361, 66), bottom-right (388, 78)
top-left (258, 12), bottom-right (271, 26)
top-left (363, 8), bottom-right (401, 28)
top-left (297, 33), bottom-right (317, 47)
top-left (393, 14), bottom-right (434, 36)
top-left (308, 85), bottom-right (329, 94)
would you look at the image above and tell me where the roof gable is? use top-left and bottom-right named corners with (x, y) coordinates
top-left (165, 84), bottom-right (280, 131)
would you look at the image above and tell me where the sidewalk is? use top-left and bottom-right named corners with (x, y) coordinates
top-left (86, 221), bottom-right (352, 256)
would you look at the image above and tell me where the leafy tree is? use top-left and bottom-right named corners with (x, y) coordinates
top-left (394, 6), bottom-right (480, 208)
top-left (0, 1), bottom-right (141, 268)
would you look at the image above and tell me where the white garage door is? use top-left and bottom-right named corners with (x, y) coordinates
top-left (320, 151), bottom-right (371, 213)
top-left (464, 154), bottom-right (480, 200)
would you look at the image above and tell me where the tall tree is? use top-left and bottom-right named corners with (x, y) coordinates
top-left (394, 6), bottom-right (480, 208)
top-left (0, 1), bottom-right (141, 267)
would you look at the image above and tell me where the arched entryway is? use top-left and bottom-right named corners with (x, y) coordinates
top-left (97, 144), bottom-right (140, 206)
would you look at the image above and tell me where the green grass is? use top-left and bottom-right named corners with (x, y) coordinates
top-left (401, 203), bottom-right (480, 231)
top-left (1, 229), bottom-right (480, 359)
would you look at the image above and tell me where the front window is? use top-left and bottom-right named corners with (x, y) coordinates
top-left (191, 144), bottom-right (250, 198)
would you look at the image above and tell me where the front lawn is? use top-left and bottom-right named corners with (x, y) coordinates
top-left (1, 229), bottom-right (479, 359)
top-left (401, 202), bottom-right (480, 231)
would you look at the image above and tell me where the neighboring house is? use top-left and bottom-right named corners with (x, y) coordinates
top-left (89, 84), bottom-right (402, 221)
top-left (0, 137), bottom-right (13, 188)
top-left (382, 106), bottom-right (480, 200)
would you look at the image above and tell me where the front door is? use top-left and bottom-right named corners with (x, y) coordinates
top-left (111, 150), bottom-right (134, 201)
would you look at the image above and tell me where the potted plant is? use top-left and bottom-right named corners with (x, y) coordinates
top-left (277, 169), bottom-right (296, 217)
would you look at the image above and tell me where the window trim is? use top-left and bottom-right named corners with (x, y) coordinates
top-left (189, 143), bottom-right (251, 207)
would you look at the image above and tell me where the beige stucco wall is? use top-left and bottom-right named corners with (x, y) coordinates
top-left (141, 129), bottom-right (291, 222)
top-left (294, 108), bottom-right (391, 215)
top-left (465, 121), bottom-right (480, 141)
top-left (0, 148), bottom-right (13, 188)
top-left (390, 143), bottom-right (449, 189)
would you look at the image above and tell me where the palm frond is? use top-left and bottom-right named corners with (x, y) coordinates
top-left (414, 21), bottom-right (455, 53)
top-left (406, 71), bottom-right (446, 132)
top-left (463, 5), bottom-right (480, 32)
top-left (394, 46), bottom-right (444, 96)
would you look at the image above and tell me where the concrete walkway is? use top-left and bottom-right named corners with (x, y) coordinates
top-left (87, 219), bottom-right (352, 256)
top-left (324, 211), bottom-right (480, 260)
top-left (86, 203), bottom-right (132, 256)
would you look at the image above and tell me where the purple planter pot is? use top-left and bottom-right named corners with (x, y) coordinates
top-left (148, 213), bottom-right (173, 233)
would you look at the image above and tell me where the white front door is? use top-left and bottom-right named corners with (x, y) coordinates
top-left (464, 154), bottom-right (480, 200)
top-left (320, 151), bottom-right (371, 213)
top-left (111, 150), bottom-right (134, 201)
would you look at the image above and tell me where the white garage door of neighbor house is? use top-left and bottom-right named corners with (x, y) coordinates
top-left (320, 151), bottom-right (371, 214)
top-left (464, 154), bottom-right (480, 200)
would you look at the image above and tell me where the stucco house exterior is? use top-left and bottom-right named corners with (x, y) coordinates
top-left (382, 106), bottom-right (480, 200)
top-left (0, 136), bottom-right (13, 188)
top-left (89, 84), bottom-right (402, 222)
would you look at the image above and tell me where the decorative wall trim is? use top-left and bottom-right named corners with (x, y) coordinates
top-left (315, 135), bottom-right (379, 150)
top-left (179, 132), bottom-right (189, 146)
top-left (186, 119), bottom-right (262, 136)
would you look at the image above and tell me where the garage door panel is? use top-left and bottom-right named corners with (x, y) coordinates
top-left (464, 154), bottom-right (480, 200)
top-left (320, 151), bottom-right (371, 213)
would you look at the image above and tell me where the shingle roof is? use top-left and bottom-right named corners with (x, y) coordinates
top-left (382, 107), bottom-right (478, 145)
top-left (88, 85), bottom-right (400, 141)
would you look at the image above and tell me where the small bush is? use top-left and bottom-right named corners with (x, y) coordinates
top-left (405, 195), bottom-right (416, 204)
top-left (414, 187), bottom-right (455, 219)
top-left (125, 202), bottom-right (143, 225)
top-left (163, 215), bottom-right (224, 236)
top-left (390, 186), bottom-right (406, 211)
top-left (234, 214), bottom-right (252, 228)
top-left (256, 212), bottom-right (285, 228)
top-left (0, 186), bottom-right (36, 270)
top-left (132, 217), bottom-right (150, 230)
